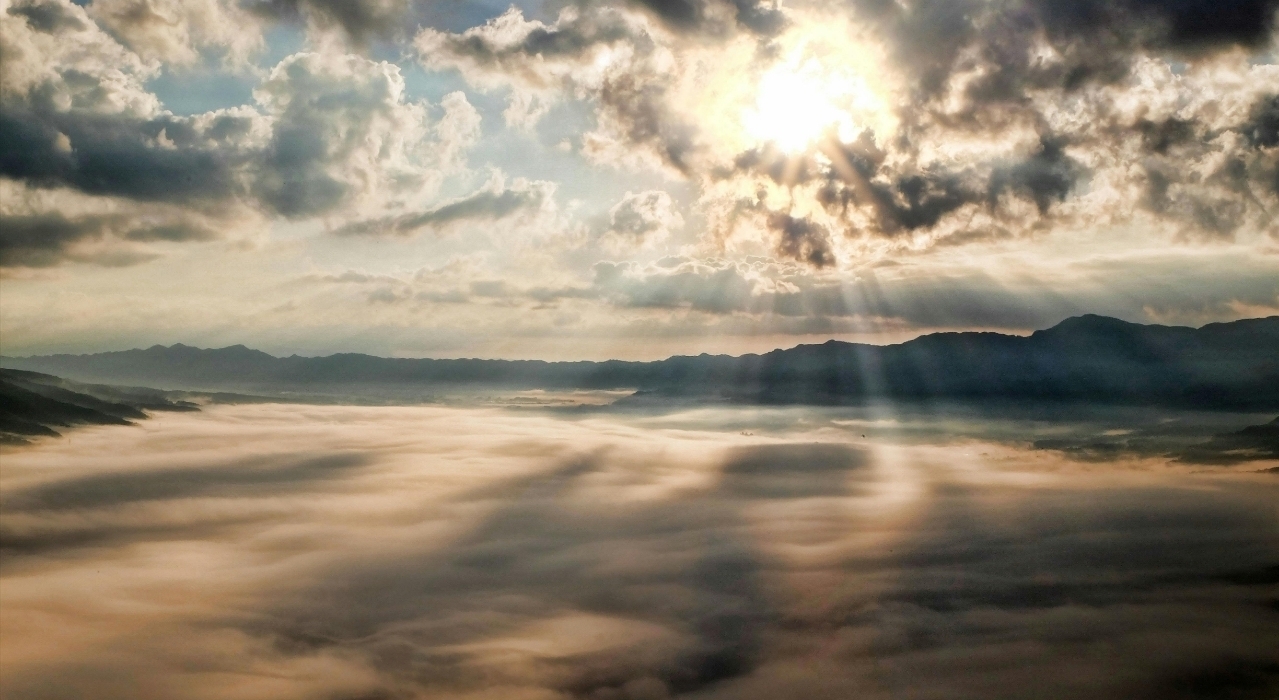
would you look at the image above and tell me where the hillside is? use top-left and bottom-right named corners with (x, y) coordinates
top-left (0, 369), bottom-right (199, 444)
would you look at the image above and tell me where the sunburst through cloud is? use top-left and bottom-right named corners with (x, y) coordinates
top-left (1, 0), bottom-right (1278, 698)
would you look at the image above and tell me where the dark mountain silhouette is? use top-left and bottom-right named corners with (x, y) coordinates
top-left (0, 369), bottom-right (198, 444)
top-left (3, 315), bottom-right (1277, 410)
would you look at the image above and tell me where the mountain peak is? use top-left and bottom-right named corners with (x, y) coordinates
top-left (1028, 315), bottom-right (1155, 341)
top-left (1047, 314), bottom-right (1140, 330)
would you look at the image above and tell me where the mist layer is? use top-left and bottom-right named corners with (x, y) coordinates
top-left (2, 404), bottom-right (1276, 699)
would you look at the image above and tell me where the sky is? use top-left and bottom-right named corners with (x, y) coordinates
top-left (1, 0), bottom-right (1277, 360)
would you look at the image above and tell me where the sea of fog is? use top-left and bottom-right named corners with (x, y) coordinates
top-left (1, 402), bottom-right (1276, 700)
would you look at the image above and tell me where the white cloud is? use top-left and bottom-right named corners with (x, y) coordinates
top-left (252, 51), bottom-right (474, 218)
top-left (86, 0), bottom-right (264, 67)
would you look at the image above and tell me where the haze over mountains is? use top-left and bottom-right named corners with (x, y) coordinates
top-left (5, 315), bottom-right (1277, 410)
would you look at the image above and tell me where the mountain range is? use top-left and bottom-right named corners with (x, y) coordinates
top-left (3, 315), bottom-right (1277, 410)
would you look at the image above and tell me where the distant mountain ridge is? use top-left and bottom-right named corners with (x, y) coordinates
top-left (4, 315), bottom-right (1278, 410)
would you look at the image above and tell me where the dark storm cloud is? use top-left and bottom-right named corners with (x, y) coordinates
top-left (817, 135), bottom-right (985, 235)
top-left (1243, 94), bottom-right (1279, 196)
top-left (597, 73), bottom-right (701, 173)
top-left (848, 0), bottom-right (981, 96)
top-left (849, 0), bottom-right (1279, 102)
top-left (254, 125), bottom-right (349, 218)
top-left (987, 136), bottom-right (1080, 214)
top-left (768, 212), bottom-right (836, 267)
top-left (836, 0), bottom-right (1279, 152)
top-left (3, 6), bottom-right (482, 266)
top-left (6, 0), bottom-right (85, 33)
top-left (729, 0), bottom-right (786, 35)
top-left (628, 0), bottom-right (705, 30)
top-left (1246, 95), bottom-right (1279, 149)
top-left (621, 0), bottom-right (786, 35)
top-left (0, 213), bottom-right (123, 268)
top-left (738, 135), bottom-right (984, 237)
top-left (1029, 0), bottom-right (1279, 53)
top-left (0, 107), bottom-right (245, 205)
top-left (241, 0), bottom-right (408, 43)
top-left (1134, 116), bottom-right (1198, 155)
top-left (333, 180), bottom-right (553, 237)
top-left (733, 131), bottom-right (1083, 243)
top-left (1, 2), bottom-right (254, 266)
top-left (0, 211), bottom-right (218, 268)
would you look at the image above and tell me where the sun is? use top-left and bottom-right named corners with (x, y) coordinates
top-left (741, 52), bottom-right (881, 154)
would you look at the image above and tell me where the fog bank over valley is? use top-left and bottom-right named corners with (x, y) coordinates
top-left (2, 402), bottom-right (1276, 699)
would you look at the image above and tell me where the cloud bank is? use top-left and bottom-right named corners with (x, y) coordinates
top-left (1, 0), bottom-right (1277, 358)
top-left (0, 0), bottom-right (481, 267)
top-left (418, 0), bottom-right (1279, 266)
top-left (2, 404), bottom-right (1276, 699)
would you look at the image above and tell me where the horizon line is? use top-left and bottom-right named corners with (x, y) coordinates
top-left (5, 314), bottom-right (1277, 364)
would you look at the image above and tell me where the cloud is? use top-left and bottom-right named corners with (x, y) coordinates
top-left (252, 51), bottom-right (475, 218)
top-left (0, 176), bottom-right (259, 268)
top-left (242, 0), bottom-right (408, 44)
top-left (0, 2), bottom-right (484, 266)
top-left (86, 0), bottom-right (264, 66)
top-left (0, 0), bottom-right (216, 206)
top-left (587, 252), bottom-right (1279, 329)
top-left (594, 258), bottom-right (762, 313)
top-left (82, 0), bottom-right (415, 62)
top-left (271, 248), bottom-right (1276, 350)
top-left (1, 452), bottom-right (370, 514)
top-left (591, 256), bottom-right (1076, 325)
top-left (1247, 95), bottom-right (1279, 149)
top-left (621, 0), bottom-right (787, 36)
top-left (1242, 94), bottom-right (1279, 196)
top-left (987, 136), bottom-right (1081, 215)
top-left (414, 0), bottom-right (1279, 264)
top-left (0, 210), bottom-right (218, 268)
top-left (1028, 0), bottom-right (1279, 53)
top-left (1, 403), bottom-right (1276, 699)
top-left (606, 189), bottom-right (684, 244)
top-left (0, 105), bottom-right (257, 204)
top-left (415, 6), bottom-right (645, 92)
top-left (767, 212), bottom-right (836, 267)
top-left (416, 5), bottom-right (707, 174)
top-left (846, 0), bottom-right (1279, 105)
top-left (5, 0), bottom-right (83, 32)
top-left (332, 176), bottom-right (555, 237)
